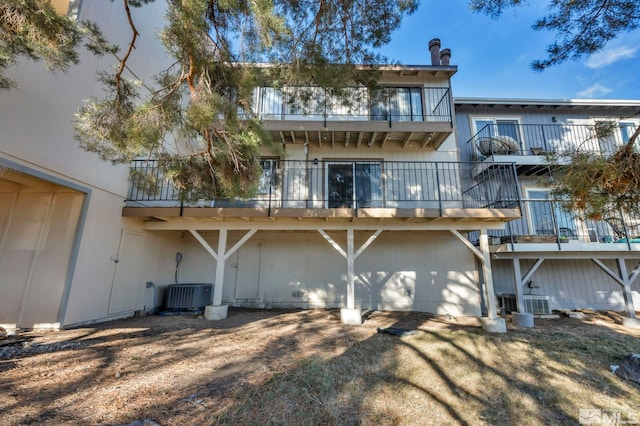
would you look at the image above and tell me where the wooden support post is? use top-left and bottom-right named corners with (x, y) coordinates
top-left (213, 229), bottom-right (227, 306)
top-left (512, 258), bottom-right (524, 313)
top-left (617, 258), bottom-right (637, 319)
top-left (346, 228), bottom-right (355, 310)
top-left (479, 229), bottom-right (498, 319)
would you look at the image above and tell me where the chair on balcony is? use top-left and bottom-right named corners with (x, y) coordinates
top-left (604, 217), bottom-right (640, 242)
top-left (558, 227), bottom-right (578, 240)
top-left (476, 135), bottom-right (519, 156)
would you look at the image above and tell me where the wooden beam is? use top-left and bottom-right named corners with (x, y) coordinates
top-left (628, 260), bottom-right (640, 284)
top-left (346, 228), bottom-right (355, 309)
top-left (401, 132), bottom-right (414, 149)
top-left (304, 131), bottom-right (310, 145)
top-left (223, 229), bottom-right (257, 261)
top-left (512, 259), bottom-right (525, 313)
top-left (380, 132), bottom-right (389, 148)
top-left (421, 132), bottom-right (434, 148)
top-left (616, 258), bottom-right (637, 319)
top-left (279, 131), bottom-right (286, 145)
top-left (356, 132), bottom-right (363, 147)
top-left (450, 230), bottom-right (483, 260)
top-left (144, 220), bottom-right (504, 232)
top-left (331, 131), bottom-right (335, 148)
top-left (369, 132), bottom-right (377, 147)
top-left (290, 131), bottom-right (296, 144)
top-left (479, 229), bottom-right (498, 319)
top-left (354, 229), bottom-right (383, 260)
top-left (318, 229), bottom-right (347, 259)
top-left (521, 258), bottom-right (544, 285)
top-left (592, 259), bottom-right (625, 286)
top-left (188, 230), bottom-right (217, 260)
top-left (213, 229), bottom-right (228, 305)
top-left (345, 131), bottom-right (351, 147)
top-left (318, 131), bottom-right (322, 147)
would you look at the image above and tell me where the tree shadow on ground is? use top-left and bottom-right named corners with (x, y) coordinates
top-left (0, 309), bottom-right (639, 425)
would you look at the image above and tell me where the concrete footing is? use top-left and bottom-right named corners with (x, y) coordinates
top-left (622, 317), bottom-right (640, 329)
top-left (340, 308), bottom-right (362, 325)
top-left (512, 312), bottom-right (534, 328)
top-left (204, 305), bottom-right (228, 320)
top-left (480, 317), bottom-right (507, 333)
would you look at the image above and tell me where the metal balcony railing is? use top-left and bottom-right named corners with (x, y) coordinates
top-left (252, 86), bottom-right (453, 125)
top-left (126, 160), bottom-right (520, 214)
top-left (467, 123), bottom-right (635, 157)
top-left (470, 199), bottom-right (640, 248)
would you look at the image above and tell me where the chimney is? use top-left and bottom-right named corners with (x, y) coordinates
top-left (429, 38), bottom-right (441, 66)
top-left (440, 48), bottom-right (451, 66)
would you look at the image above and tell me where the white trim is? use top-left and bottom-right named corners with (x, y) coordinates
top-left (469, 115), bottom-right (524, 153)
top-left (456, 97), bottom-right (640, 108)
top-left (469, 115), bottom-right (523, 135)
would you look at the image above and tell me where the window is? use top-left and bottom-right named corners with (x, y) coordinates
top-left (472, 117), bottom-right (522, 146)
top-left (257, 159), bottom-right (278, 194)
top-left (370, 87), bottom-right (423, 122)
top-left (326, 162), bottom-right (382, 208)
top-left (525, 189), bottom-right (577, 238)
top-left (620, 122), bottom-right (638, 143)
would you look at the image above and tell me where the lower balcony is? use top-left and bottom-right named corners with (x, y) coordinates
top-left (474, 200), bottom-right (640, 252)
top-left (123, 160), bottom-right (521, 223)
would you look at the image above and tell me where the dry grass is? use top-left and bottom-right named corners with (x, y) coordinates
top-left (1, 309), bottom-right (639, 425)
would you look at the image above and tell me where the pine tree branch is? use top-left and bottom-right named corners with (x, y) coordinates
top-left (313, 0), bottom-right (325, 45)
top-left (116, 0), bottom-right (140, 89)
top-left (534, 0), bottom-right (611, 68)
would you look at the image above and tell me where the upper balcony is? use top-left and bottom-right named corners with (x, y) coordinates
top-left (254, 85), bottom-right (454, 150)
top-left (466, 122), bottom-right (637, 175)
top-left (123, 159), bottom-right (520, 225)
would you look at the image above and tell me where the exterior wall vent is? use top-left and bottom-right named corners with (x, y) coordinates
top-left (500, 294), bottom-right (551, 315)
top-left (523, 295), bottom-right (551, 315)
top-left (166, 283), bottom-right (213, 309)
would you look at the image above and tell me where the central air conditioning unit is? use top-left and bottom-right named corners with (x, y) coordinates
top-left (166, 283), bottom-right (213, 310)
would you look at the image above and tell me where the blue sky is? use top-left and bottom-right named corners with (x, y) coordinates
top-left (378, 1), bottom-right (640, 101)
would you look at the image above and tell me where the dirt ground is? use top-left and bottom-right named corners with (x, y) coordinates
top-left (0, 308), bottom-right (638, 425)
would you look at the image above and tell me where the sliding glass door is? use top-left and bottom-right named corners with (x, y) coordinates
top-left (326, 162), bottom-right (382, 208)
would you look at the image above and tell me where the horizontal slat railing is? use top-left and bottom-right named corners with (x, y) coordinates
top-left (467, 123), bottom-right (632, 157)
top-left (126, 160), bottom-right (520, 213)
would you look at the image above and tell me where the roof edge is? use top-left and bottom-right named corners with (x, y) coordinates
top-left (454, 97), bottom-right (640, 107)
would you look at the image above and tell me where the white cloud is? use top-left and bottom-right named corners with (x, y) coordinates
top-left (586, 45), bottom-right (638, 68)
top-left (577, 83), bottom-right (613, 98)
